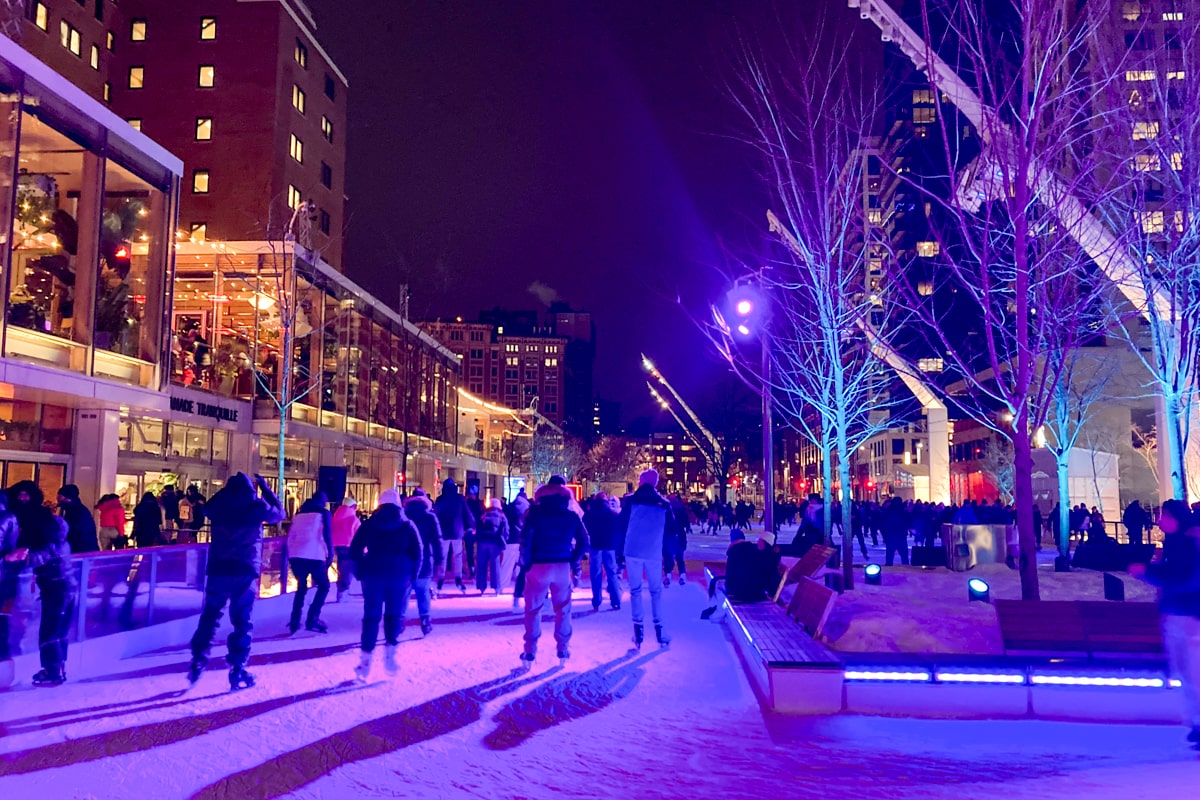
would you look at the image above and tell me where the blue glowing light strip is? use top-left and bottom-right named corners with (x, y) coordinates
top-left (1029, 675), bottom-right (1164, 688)
top-left (844, 670), bottom-right (931, 682)
top-left (936, 672), bottom-right (1025, 684)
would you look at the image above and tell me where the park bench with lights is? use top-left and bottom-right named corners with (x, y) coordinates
top-left (995, 600), bottom-right (1164, 661)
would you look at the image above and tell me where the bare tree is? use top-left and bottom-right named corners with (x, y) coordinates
top-left (1131, 421), bottom-right (1160, 489)
top-left (585, 436), bottom-right (646, 486)
top-left (979, 439), bottom-right (1015, 504)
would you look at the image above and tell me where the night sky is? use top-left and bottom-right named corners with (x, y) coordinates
top-left (309, 0), bottom-right (878, 425)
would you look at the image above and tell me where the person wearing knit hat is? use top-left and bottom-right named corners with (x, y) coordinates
top-left (474, 498), bottom-right (510, 596)
top-left (349, 489), bottom-right (422, 681)
top-left (433, 479), bottom-right (475, 595)
top-left (331, 496), bottom-right (362, 602)
top-left (618, 468), bottom-right (678, 649)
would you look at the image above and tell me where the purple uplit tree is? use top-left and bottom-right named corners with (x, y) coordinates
top-left (717, 12), bottom-right (905, 589)
top-left (883, 1), bottom-right (1127, 597)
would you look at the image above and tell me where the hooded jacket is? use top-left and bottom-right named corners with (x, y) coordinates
top-left (29, 515), bottom-right (74, 587)
top-left (132, 495), bottom-right (163, 548)
top-left (404, 493), bottom-right (444, 578)
top-left (287, 494), bottom-right (333, 562)
top-left (205, 474), bottom-right (285, 577)
top-left (520, 484), bottom-right (589, 569)
top-left (350, 502), bottom-right (422, 582)
top-left (97, 495), bottom-right (127, 531)
top-left (57, 491), bottom-right (99, 554)
top-left (476, 507), bottom-right (510, 548)
top-left (1144, 528), bottom-right (1200, 618)
top-left (619, 483), bottom-right (678, 562)
top-left (434, 479), bottom-right (476, 541)
top-left (331, 501), bottom-right (361, 548)
top-left (583, 496), bottom-right (621, 551)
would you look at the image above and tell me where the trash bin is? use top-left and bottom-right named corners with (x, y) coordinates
top-left (945, 524), bottom-right (1010, 571)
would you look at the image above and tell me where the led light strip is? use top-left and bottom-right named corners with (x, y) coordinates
top-left (1030, 675), bottom-right (1165, 688)
top-left (845, 670), bottom-right (932, 682)
top-left (936, 672), bottom-right (1026, 684)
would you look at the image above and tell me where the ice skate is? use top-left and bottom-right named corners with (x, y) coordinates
top-left (353, 650), bottom-right (372, 683)
top-left (557, 648), bottom-right (570, 666)
top-left (679, 574), bottom-right (686, 586)
top-left (655, 624), bottom-right (671, 648)
top-left (32, 668), bottom-right (65, 687)
top-left (384, 644), bottom-right (399, 676)
top-left (517, 652), bottom-right (535, 673)
top-left (663, 575), bottom-right (670, 588)
top-left (286, 621), bottom-right (300, 635)
top-left (420, 615), bottom-right (433, 636)
top-left (228, 666), bottom-right (255, 691)
top-left (632, 623), bottom-right (644, 650)
top-left (512, 593), bottom-right (521, 610)
top-left (186, 657), bottom-right (206, 687)
top-left (305, 619), bottom-right (328, 633)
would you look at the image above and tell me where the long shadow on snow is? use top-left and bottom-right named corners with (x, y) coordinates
top-left (482, 649), bottom-right (663, 750)
top-left (188, 666), bottom-right (561, 800)
top-left (0, 681), bottom-right (366, 775)
top-left (76, 641), bottom-right (363, 684)
top-left (0, 690), bottom-right (193, 737)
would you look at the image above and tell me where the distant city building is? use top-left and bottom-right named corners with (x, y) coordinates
top-left (593, 398), bottom-right (621, 437)
top-left (648, 432), bottom-right (708, 496)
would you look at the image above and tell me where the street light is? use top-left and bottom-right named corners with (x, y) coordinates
top-left (719, 280), bottom-right (774, 535)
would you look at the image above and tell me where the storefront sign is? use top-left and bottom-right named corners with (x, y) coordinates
top-left (169, 394), bottom-right (240, 423)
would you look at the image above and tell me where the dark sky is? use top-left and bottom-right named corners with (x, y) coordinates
top-left (308, 0), bottom-right (877, 425)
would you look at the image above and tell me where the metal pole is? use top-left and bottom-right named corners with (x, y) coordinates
top-left (762, 339), bottom-right (774, 537)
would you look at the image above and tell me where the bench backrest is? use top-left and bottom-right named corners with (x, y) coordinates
top-left (1079, 601), bottom-right (1162, 654)
top-left (785, 576), bottom-right (837, 639)
top-left (996, 599), bottom-right (1164, 657)
top-left (773, 545), bottom-right (836, 603)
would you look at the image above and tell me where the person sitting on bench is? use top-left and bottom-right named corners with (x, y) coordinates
top-left (702, 533), bottom-right (783, 620)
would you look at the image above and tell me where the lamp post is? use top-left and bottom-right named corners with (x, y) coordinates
top-left (723, 282), bottom-right (774, 537)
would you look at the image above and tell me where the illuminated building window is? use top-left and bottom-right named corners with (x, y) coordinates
top-left (912, 89), bottom-right (934, 104)
top-left (1167, 70), bottom-right (1186, 81)
top-left (130, 18), bottom-right (147, 41)
top-left (289, 134), bottom-right (303, 163)
top-left (195, 117), bottom-right (212, 140)
top-left (31, 2), bottom-right (48, 30)
top-left (60, 21), bottom-right (82, 56)
top-left (913, 106), bottom-right (936, 124)
top-left (1135, 153), bottom-right (1161, 171)
top-left (918, 358), bottom-right (944, 373)
top-left (90, 44), bottom-right (99, 70)
top-left (294, 39), bottom-right (308, 69)
top-left (127, 118), bottom-right (142, 131)
top-left (322, 116), bottom-right (333, 142)
top-left (867, 209), bottom-right (882, 224)
top-left (916, 240), bottom-right (939, 257)
top-left (192, 169), bottom-right (210, 194)
top-left (918, 280), bottom-right (934, 296)
top-left (1171, 152), bottom-right (1184, 170)
top-left (1132, 121), bottom-right (1159, 140)
top-left (200, 17), bottom-right (216, 40)
top-left (1175, 210), bottom-right (1186, 233)
top-left (106, 30), bottom-right (114, 51)
top-left (1122, 2), bottom-right (1142, 21)
top-left (198, 65), bottom-right (215, 88)
top-left (287, 185), bottom-right (302, 209)
top-left (1139, 210), bottom-right (1165, 234)
top-left (1125, 70), bottom-right (1156, 82)
top-left (190, 222), bottom-right (207, 242)
top-left (293, 85), bottom-right (306, 114)
top-left (128, 66), bottom-right (144, 89)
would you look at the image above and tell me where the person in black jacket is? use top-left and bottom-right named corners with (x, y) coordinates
top-left (132, 492), bottom-right (163, 548)
top-left (0, 490), bottom-right (20, 685)
top-left (583, 493), bottom-right (621, 611)
top-left (187, 473), bottom-right (284, 690)
top-left (55, 484), bottom-right (99, 554)
top-left (350, 489), bottom-right (422, 682)
top-left (403, 489), bottom-right (443, 636)
top-left (518, 483), bottom-right (589, 668)
top-left (475, 499), bottom-right (509, 596)
top-left (434, 479), bottom-right (475, 594)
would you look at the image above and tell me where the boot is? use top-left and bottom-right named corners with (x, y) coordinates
top-left (354, 650), bottom-right (372, 683)
top-left (384, 644), bottom-right (399, 675)
top-left (32, 668), bottom-right (66, 687)
top-left (632, 623), bottom-right (644, 650)
top-left (228, 666), bottom-right (256, 691)
top-left (420, 615), bottom-right (433, 636)
top-left (655, 624), bottom-right (671, 648)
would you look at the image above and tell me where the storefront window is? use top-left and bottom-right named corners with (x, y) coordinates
top-left (168, 423), bottom-right (211, 460)
top-left (95, 158), bottom-right (167, 365)
top-left (119, 416), bottom-right (164, 455)
top-left (211, 429), bottom-right (228, 462)
top-left (171, 249), bottom-right (259, 398)
top-left (0, 400), bottom-right (71, 452)
top-left (8, 102), bottom-right (93, 358)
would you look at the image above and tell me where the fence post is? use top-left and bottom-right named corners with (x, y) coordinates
top-left (146, 550), bottom-right (159, 626)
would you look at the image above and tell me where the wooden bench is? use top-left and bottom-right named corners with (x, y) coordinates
top-left (773, 544), bottom-right (836, 602)
top-left (996, 600), bottom-right (1163, 660)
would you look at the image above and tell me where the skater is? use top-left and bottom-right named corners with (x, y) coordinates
top-left (1130, 499), bottom-right (1200, 748)
top-left (160, 484), bottom-right (181, 538)
top-left (618, 469), bottom-right (679, 650)
top-left (186, 473), bottom-right (284, 690)
top-left (667, 494), bottom-right (689, 586)
top-left (331, 496), bottom-right (362, 601)
top-left (584, 492), bottom-right (621, 611)
top-left (464, 484), bottom-right (484, 579)
top-left (286, 492), bottom-right (334, 634)
top-left (518, 481), bottom-right (589, 668)
top-left (434, 479), bottom-right (475, 594)
top-left (0, 490), bottom-right (19, 687)
top-left (12, 482), bottom-right (75, 686)
top-left (55, 485), bottom-right (99, 554)
top-left (500, 492), bottom-right (527, 595)
top-left (350, 489), bottom-right (422, 681)
top-left (475, 498), bottom-right (509, 595)
top-left (404, 489), bottom-right (443, 636)
top-left (132, 492), bottom-right (163, 548)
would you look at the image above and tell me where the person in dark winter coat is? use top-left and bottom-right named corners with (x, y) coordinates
top-left (880, 497), bottom-right (911, 566)
top-left (132, 492), bottom-right (163, 548)
top-left (1131, 499), bottom-right (1200, 746)
top-left (55, 484), bottom-right (99, 554)
top-left (187, 473), bottom-right (284, 690)
top-left (160, 485), bottom-right (181, 536)
top-left (518, 482), bottom-right (589, 667)
top-left (475, 498), bottom-right (509, 595)
top-left (434, 479), bottom-right (475, 593)
top-left (403, 490), bottom-right (443, 635)
top-left (617, 470), bottom-right (679, 648)
top-left (583, 493), bottom-right (621, 611)
top-left (465, 484), bottom-right (484, 578)
top-left (285, 492), bottom-right (334, 634)
top-left (0, 491), bottom-right (20, 681)
top-left (1124, 500), bottom-right (1153, 547)
top-left (350, 489), bottom-right (423, 681)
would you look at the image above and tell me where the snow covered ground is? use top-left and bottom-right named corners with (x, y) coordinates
top-left (1, 571), bottom-right (1197, 799)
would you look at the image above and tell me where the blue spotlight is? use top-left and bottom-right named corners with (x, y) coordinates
top-left (864, 563), bottom-right (882, 585)
top-left (968, 578), bottom-right (991, 603)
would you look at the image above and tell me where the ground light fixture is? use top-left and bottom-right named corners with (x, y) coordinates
top-left (864, 563), bottom-right (882, 585)
top-left (967, 578), bottom-right (990, 603)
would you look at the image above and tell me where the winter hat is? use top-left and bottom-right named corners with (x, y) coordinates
top-left (442, 478), bottom-right (458, 494)
top-left (638, 469), bottom-right (659, 487)
top-left (58, 484), bottom-right (81, 501)
top-left (412, 488), bottom-right (428, 498)
top-left (548, 474), bottom-right (567, 486)
top-left (730, 529), bottom-right (746, 543)
top-left (343, 496), bottom-right (357, 508)
top-left (488, 498), bottom-right (502, 511)
top-left (379, 489), bottom-right (402, 507)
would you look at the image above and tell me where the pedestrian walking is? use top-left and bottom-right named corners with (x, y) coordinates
top-left (404, 489), bottom-right (443, 636)
top-left (583, 492), bottom-right (621, 611)
top-left (1130, 499), bottom-right (1200, 748)
top-left (351, 489), bottom-right (422, 682)
top-left (331, 496), bottom-right (362, 601)
top-left (11, 482), bottom-right (75, 686)
top-left (286, 492), bottom-right (334, 634)
top-left (618, 469), bottom-right (678, 650)
top-left (96, 493), bottom-right (128, 550)
top-left (434, 479), bottom-right (475, 594)
top-left (160, 485), bottom-right (181, 539)
top-left (55, 485), bottom-right (98, 554)
top-left (132, 492), bottom-right (163, 548)
top-left (475, 498), bottom-right (509, 595)
top-left (186, 473), bottom-right (284, 690)
top-left (518, 482), bottom-right (589, 669)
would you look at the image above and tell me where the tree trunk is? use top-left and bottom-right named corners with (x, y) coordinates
top-left (820, 442), bottom-right (834, 545)
top-left (1056, 453), bottom-right (1071, 558)
top-left (1164, 391), bottom-right (1187, 501)
top-left (837, 451), bottom-right (854, 590)
top-left (1013, 431), bottom-right (1040, 599)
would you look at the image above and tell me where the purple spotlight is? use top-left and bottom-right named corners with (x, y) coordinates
top-left (736, 323), bottom-right (751, 336)
top-left (735, 299), bottom-right (753, 316)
